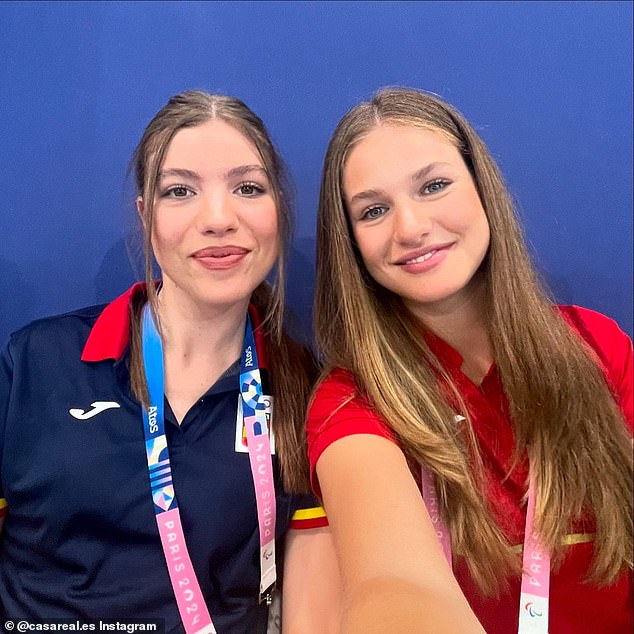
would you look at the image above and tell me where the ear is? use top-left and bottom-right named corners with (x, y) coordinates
top-left (136, 196), bottom-right (146, 228)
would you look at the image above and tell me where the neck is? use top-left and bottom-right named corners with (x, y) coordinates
top-left (156, 280), bottom-right (248, 363)
top-left (407, 277), bottom-right (494, 383)
top-left (154, 280), bottom-right (250, 424)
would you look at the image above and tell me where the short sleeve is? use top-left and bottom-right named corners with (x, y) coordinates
top-left (560, 305), bottom-right (633, 431)
top-left (0, 339), bottom-right (14, 516)
top-left (288, 493), bottom-right (328, 529)
top-left (306, 368), bottom-right (395, 497)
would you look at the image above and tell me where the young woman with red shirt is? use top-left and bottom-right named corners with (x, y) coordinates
top-left (306, 87), bottom-right (633, 633)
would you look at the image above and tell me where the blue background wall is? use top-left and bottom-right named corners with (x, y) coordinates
top-left (1, 1), bottom-right (632, 342)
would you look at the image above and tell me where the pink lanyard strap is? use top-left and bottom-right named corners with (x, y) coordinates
top-left (517, 476), bottom-right (550, 633)
top-left (421, 468), bottom-right (550, 634)
top-left (420, 467), bottom-right (452, 565)
top-left (239, 311), bottom-right (277, 602)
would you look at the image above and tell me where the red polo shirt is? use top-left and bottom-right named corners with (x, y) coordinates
top-left (306, 305), bottom-right (633, 633)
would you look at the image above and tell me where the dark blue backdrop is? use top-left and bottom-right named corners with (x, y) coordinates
top-left (1, 1), bottom-right (632, 341)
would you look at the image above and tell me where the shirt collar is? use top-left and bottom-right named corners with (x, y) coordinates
top-left (81, 282), bottom-right (266, 365)
top-left (423, 329), bottom-right (464, 369)
top-left (81, 282), bottom-right (146, 362)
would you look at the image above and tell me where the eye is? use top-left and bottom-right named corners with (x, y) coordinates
top-left (161, 184), bottom-right (195, 199)
top-left (235, 182), bottom-right (265, 197)
top-left (423, 179), bottom-right (451, 195)
top-left (361, 205), bottom-right (388, 221)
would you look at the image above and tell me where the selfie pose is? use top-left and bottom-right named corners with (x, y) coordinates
top-left (307, 87), bottom-right (632, 633)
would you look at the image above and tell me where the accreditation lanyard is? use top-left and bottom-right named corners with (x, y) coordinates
top-left (141, 303), bottom-right (277, 634)
top-left (421, 470), bottom-right (551, 634)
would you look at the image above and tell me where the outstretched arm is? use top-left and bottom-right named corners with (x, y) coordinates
top-left (317, 434), bottom-right (485, 634)
top-left (283, 525), bottom-right (341, 634)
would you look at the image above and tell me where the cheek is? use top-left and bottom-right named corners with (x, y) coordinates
top-left (470, 206), bottom-right (491, 253)
top-left (356, 222), bottom-right (386, 253)
top-left (252, 203), bottom-right (280, 251)
top-left (353, 230), bottom-right (385, 274)
top-left (150, 213), bottom-right (187, 264)
top-left (450, 193), bottom-right (490, 245)
top-left (151, 221), bottom-right (177, 251)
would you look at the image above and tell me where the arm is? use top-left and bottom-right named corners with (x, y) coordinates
top-left (283, 526), bottom-right (341, 634)
top-left (317, 434), bottom-right (485, 634)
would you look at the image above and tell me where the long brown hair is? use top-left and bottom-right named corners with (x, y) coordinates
top-left (315, 86), bottom-right (632, 594)
top-left (128, 90), bottom-right (315, 493)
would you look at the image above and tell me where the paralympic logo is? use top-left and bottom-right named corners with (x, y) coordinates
top-left (524, 602), bottom-right (543, 618)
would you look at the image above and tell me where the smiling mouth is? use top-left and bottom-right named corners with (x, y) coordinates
top-left (404, 250), bottom-right (438, 265)
top-left (193, 246), bottom-right (249, 258)
top-left (192, 247), bottom-right (249, 270)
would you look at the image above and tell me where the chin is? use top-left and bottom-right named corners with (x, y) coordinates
top-left (403, 285), bottom-right (470, 309)
top-left (192, 286), bottom-right (254, 308)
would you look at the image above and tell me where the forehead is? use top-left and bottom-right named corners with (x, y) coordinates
top-left (162, 119), bottom-right (262, 171)
top-left (343, 123), bottom-right (462, 191)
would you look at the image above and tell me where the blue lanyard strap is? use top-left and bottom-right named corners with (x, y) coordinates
top-left (142, 304), bottom-right (177, 513)
top-left (142, 303), bottom-right (213, 633)
top-left (239, 315), bottom-right (269, 430)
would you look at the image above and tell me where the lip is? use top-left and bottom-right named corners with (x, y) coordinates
top-left (191, 245), bottom-right (250, 270)
top-left (394, 242), bottom-right (455, 266)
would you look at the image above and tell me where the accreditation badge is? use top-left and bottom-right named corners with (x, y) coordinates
top-left (234, 394), bottom-right (276, 454)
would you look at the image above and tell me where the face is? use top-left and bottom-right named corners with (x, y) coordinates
top-left (144, 119), bottom-right (279, 311)
top-left (343, 123), bottom-right (490, 318)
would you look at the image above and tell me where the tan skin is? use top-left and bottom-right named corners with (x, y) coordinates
top-left (146, 124), bottom-right (342, 630)
top-left (316, 436), bottom-right (485, 634)
top-left (305, 124), bottom-right (491, 633)
top-left (144, 122), bottom-right (341, 631)
top-left (283, 527), bottom-right (342, 633)
top-left (347, 124), bottom-right (494, 384)
top-left (139, 120), bottom-right (280, 422)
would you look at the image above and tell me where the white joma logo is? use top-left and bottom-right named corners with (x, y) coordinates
top-left (69, 401), bottom-right (121, 420)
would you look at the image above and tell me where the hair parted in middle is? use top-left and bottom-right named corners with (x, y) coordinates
top-left (127, 90), bottom-right (315, 493)
top-left (314, 86), bottom-right (632, 594)
top-left (132, 90), bottom-right (293, 337)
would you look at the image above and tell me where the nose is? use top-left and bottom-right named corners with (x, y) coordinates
top-left (392, 200), bottom-right (432, 245)
top-left (196, 192), bottom-right (238, 235)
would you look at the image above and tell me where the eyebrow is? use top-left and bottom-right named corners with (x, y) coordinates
top-left (347, 161), bottom-right (453, 206)
top-left (348, 188), bottom-right (386, 207)
top-left (410, 161), bottom-right (452, 183)
top-left (158, 168), bottom-right (201, 182)
top-left (226, 164), bottom-right (268, 180)
top-left (158, 165), bottom-right (267, 182)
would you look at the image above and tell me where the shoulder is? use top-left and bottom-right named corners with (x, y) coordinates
top-left (306, 368), bottom-right (395, 494)
top-left (559, 305), bottom-right (632, 366)
top-left (311, 367), bottom-right (358, 402)
top-left (6, 304), bottom-right (107, 360)
top-left (559, 305), bottom-right (633, 428)
top-left (559, 305), bottom-right (630, 343)
top-left (308, 368), bottom-right (383, 431)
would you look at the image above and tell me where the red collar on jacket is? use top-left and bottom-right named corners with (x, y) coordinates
top-left (81, 282), bottom-right (266, 366)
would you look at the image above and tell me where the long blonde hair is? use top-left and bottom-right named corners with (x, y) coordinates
top-left (128, 90), bottom-right (315, 493)
top-left (315, 87), bottom-right (632, 594)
